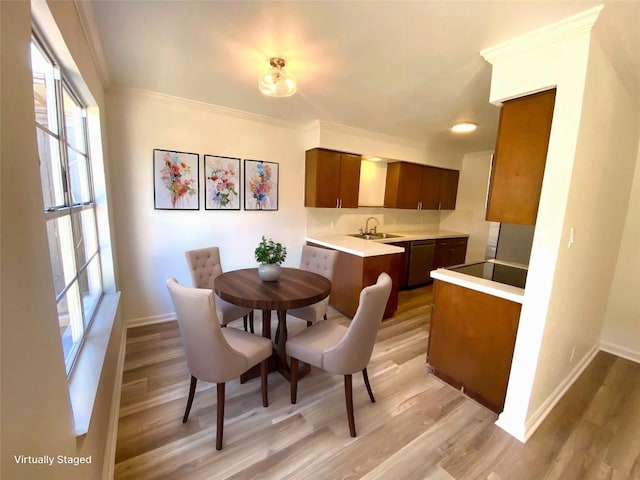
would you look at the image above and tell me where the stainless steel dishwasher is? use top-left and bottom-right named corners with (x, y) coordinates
top-left (407, 239), bottom-right (435, 287)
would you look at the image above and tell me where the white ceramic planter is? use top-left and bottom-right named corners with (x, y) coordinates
top-left (258, 263), bottom-right (281, 281)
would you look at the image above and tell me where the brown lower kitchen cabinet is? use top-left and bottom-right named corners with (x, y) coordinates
top-left (433, 237), bottom-right (468, 269)
top-left (389, 241), bottom-right (410, 290)
top-left (427, 280), bottom-right (521, 413)
top-left (307, 242), bottom-right (400, 320)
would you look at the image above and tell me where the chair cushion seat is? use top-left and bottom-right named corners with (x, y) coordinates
top-left (223, 328), bottom-right (272, 369)
top-left (286, 321), bottom-right (348, 369)
top-left (287, 300), bottom-right (326, 324)
top-left (215, 295), bottom-right (252, 325)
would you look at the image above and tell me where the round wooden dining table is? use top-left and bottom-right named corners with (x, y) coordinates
top-left (214, 267), bottom-right (332, 381)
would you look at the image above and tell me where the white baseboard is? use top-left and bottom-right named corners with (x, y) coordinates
top-left (126, 312), bottom-right (175, 329)
top-left (497, 341), bottom-right (601, 443)
top-left (102, 325), bottom-right (127, 480)
top-left (600, 341), bottom-right (640, 364)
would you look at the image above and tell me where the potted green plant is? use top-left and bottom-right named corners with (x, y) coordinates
top-left (254, 236), bottom-right (287, 281)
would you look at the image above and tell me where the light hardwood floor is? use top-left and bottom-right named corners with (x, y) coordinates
top-left (114, 285), bottom-right (640, 479)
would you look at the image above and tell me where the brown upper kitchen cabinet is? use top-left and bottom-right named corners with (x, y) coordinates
top-left (486, 89), bottom-right (556, 225)
top-left (439, 168), bottom-right (459, 210)
top-left (385, 162), bottom-right (459, 210)
top-left (305, 148), bottom-right (361, 208)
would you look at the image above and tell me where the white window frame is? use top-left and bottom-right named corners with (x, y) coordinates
top-left (31, 33), bottom-right (104, 375)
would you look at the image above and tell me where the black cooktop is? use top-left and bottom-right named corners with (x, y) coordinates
top-left (447, 262), bottom-right (528, 289)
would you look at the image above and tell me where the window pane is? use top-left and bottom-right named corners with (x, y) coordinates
top-left (68, 148), bottom-right (91, 204)
top-left (46, 216), bottom-right (76, 296)
top-left (46, 218), bottom-right (67, 296)
top-left (58, 281), bottom-right (84, 371)
top-left (79, 257), bottom-right (102, 328)
top-left (80, 209), bottom-right (99, 255)
top-left (30, 42), bottom-right (58, 134)
top-left (36, 128), bottom-right (66, 209)
top-left (71, 209), bottom-right (99, 268)
top-left (63, 86), bottom-right (86, 154)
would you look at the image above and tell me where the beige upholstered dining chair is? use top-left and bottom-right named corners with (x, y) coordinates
top-left (167, 278), bottom-right (272, 450)
top-left (286, 272), bottom-right (392, 437)
top-left (185, 246), bottom-right (254, 332)
top-left (287, 245), bottom-right (339, 326)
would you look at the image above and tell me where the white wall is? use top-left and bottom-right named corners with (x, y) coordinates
top-left (106, 88), bottom-right (474, 324)
top-left (527, 35), bottom-right (639, 422)
top-left (483, 7), bottom-right (640, 441)
top-left (106, 88), bottom-right (312, 323)
top-left (600, 136), bottom-right (640, 361)
top-left (1, 1), bottom-right (122, 479)
top-left (440, 151), bottom-right (493, 263)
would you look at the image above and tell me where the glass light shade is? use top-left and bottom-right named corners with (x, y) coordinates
top-left (451, 122), bottom-right (477, 133)
top-left (258, 58), bottom-right (297, 97)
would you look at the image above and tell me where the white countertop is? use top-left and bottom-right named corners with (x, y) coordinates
top-left (305, 229), bottom-right (468, 258)
top-left (430, 260), bottom-right (526, 304)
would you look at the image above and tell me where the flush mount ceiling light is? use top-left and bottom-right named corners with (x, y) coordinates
top-left (258, 57), bottom-right (297, 97)
top-left (451, 122), bottom-right (478, 133)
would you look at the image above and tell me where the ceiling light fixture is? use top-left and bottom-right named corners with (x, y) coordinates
top-left (451, 122), bottom-right (477, 133)
top-left (258, 57), bottom-right (296, 97)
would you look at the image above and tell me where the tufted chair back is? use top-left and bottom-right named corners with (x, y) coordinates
top-left (287, 245), bottom-right (339, 326)
top-left (299, 245), bottom-right (338, 281)
top-left (185, 247), bottom-right (224, 290)
top-left (185, 246), bottom-right (253, 329)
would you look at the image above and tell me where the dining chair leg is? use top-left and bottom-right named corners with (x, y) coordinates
top-left (249, 310), bottom-right (255, 334)
top-left (183, 375), bottom-right (198, 423)
top-left (344, 374), bottom-right (356, 437)
top-left (243, 315), bottom-right (248, 332)
top-left (260, 359), bottom-right (269, 407)
top-left (362, 368), bottom-right (376, 403)
top-left (290, 357), bottom-right (299, 404)
top-left (216, 382), bottom-right (225, 450)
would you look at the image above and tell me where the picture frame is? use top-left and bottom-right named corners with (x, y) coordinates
top-left (204, 155), bottom-right (241, 210)
top-left (153, 149), bottom-right (199, 210)
top-left (244, 159), bottom-right (279, 211)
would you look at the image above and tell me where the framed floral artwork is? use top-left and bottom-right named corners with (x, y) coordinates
top-left (244, 159), bottom-right (278, 210)
top-left (153, 149), bottom-right (199, 210)
top-left (204, 155), bottom-right (241, 210)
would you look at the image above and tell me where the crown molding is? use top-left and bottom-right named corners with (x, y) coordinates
top-left (481, 5), bottom-right (604, 65)
top-left (72, 0), bottom-right (111, 87)
top-left (315, 119), bottom-right (429, 149)
top-left (109, 85), bottom-right (310, 131)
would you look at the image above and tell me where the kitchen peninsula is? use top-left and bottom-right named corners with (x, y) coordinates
top-left (428, 261), bottom-right (527, 413)
top-left (306, 229), bottom-right (468, 319)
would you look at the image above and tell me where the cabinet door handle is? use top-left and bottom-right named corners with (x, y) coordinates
top-left (339, 199), bottom-right (342, 208)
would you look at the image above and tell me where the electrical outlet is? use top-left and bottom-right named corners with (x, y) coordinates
top-left (570, 346), bottom-right (576, 363)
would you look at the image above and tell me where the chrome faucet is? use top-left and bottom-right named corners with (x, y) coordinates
top-left (365, 217), bottom-right (380, 234)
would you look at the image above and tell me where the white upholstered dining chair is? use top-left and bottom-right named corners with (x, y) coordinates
top-left (166, 278), bottom-right (272, 450)
top-left (286, 272), bottom-right (392, 437)
top-left (287, 245), bottom-right (338, 326)
top-left (185, 246), bottom-right (254, 332)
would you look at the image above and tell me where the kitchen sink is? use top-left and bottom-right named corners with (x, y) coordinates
top-left (349, 233), bottom-right (403, 240)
